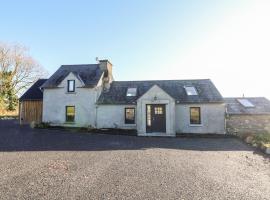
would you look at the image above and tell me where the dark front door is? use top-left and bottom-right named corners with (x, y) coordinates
top-left (146, 104), bottom-right (166, 133)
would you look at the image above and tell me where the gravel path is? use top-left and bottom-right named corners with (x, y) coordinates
top-left (0, 120), bottom-right (269, 199)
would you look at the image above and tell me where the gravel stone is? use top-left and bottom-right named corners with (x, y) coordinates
top-left (0, 120), bottom-right (269, 200)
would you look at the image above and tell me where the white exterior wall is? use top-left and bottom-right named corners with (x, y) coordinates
top-left (96, 105), bottom-right (137, 129)
top-left (43, 72), bottom-right (102, 127)
top-left (42, 72), bottom-right (225, 135)
top-left (136, 85), bottom-right (176, 136)
top-left (175, 103), bottom-right (226, 134)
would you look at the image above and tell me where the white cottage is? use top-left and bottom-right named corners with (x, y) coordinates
top-left (38, 60), bottom-right (226, 136)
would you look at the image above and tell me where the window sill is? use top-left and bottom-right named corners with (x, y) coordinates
top-left (189, 124), bottom-right (203, 127)
top-left (65, 122), bottom-right (75, 124)
top-left (124, 124), bottom-right (136, 126)
top-left (66, 92), bottom-right (76, 94)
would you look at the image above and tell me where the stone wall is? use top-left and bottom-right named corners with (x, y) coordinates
top-left (226, 114), bottom-right (270, 135)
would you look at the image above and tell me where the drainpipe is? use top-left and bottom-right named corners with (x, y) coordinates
top-left (95, 105), bottom-right (98, 128)
top-left (94, 87), bottom-right (100, 128)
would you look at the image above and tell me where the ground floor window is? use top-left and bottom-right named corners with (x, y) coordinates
top-left (66, 106), bottom-right (75, 122)
top-left (125, 108), bottom-right (135, 124)
top-left (190, 107), bottom-right (201, 124)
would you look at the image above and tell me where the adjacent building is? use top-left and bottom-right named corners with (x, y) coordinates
top-left (19, 79), bottom-right (47, 124)
top-left (225, 97), bottom-right (270, 134)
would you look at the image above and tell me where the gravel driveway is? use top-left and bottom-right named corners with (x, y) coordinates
top-left (0, 120), bottom-right (269, 200)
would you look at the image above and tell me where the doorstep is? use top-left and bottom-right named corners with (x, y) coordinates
top-left (138, 132), bottom-right (175, 137)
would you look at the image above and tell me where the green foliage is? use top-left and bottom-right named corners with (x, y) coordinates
top-left (0, 71), bottom-right (18, 111)
top-left (253, 133), bottom-right (270, 145)
top-left (34, 122), bottom-right (50, 129)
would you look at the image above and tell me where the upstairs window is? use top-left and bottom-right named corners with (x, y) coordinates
top-left (126, 88), bottom-right (137, 97)
top-left (67, 80), bottom-right (75, 92)
top-left (190, 107), bottom-right (201, 125)
top-left (125, 108), bottom-right (135, 124)
top-left (237, 99), bottom-right (255, 108)
top-left (185, 86), bottom-right (198, 96)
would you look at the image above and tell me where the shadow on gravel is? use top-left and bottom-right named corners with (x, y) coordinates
top-left (0, 120), bottom-right (258, 153)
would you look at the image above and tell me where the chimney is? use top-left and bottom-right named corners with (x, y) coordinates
top-left (99, 59), bottom-right (114, 88)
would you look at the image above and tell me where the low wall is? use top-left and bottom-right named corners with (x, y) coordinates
top-left (226, 114), bottom-right (270, 135)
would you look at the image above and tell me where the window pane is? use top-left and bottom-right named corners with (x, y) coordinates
top-left (190, 107), bottom-right (201, 124)
top-left (185, 86), bottom-right (198, 95)
top-left (237, 99), bottom-right (254, 107)
top-left (126, 88), bottom-right (137, 96)
top-left (154, 107), bottom-right (163, 115)
top-left (125, 108), bottom-right (135, 124)
top-left (66, 106), bottom-right (75, 122)
top-left (147, 105), bottom-right (151, 126)
top-left (68, 80), bottom-right (75, 92)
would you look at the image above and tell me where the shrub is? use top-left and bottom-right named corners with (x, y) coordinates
top-left (253, 133), bottom-right (270, 145)
top-left (35, 122), bottom-right (50, 129)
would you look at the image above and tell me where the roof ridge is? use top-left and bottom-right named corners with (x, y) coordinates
top-left (112, 79), bottom-right (211, 83)
top-left (61, 64), bottom-right (98, 66)
top-left (224, 97), bottom-right (267, 99)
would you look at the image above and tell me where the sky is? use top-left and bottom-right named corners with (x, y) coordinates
top-left (1, 0), bottom-right (270, 99)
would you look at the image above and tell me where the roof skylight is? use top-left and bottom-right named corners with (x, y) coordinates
top-left (126, 88), bottom-right (137, 97)
top-left (237, 99), bottom-right (255, 108)
top-left (185, 86), bottom-right (198, 96)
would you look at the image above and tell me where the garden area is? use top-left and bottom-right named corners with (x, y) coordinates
top-left (237, 132), bottom-right (270, 154)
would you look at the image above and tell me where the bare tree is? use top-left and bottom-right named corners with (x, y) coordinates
top-left (0, 42), bottom-right (47, 110)
top-left (0, 42), bottom-right (46, 96)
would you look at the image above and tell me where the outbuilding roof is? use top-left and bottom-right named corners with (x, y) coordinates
top-left (19, 79), bottom-right (48, 101)
top-left (41, 64), bottom-right (104, 88)
top-left (97, 79), bottom-right (223, 104)
top-left (225, 97), bottom-right (270, 115)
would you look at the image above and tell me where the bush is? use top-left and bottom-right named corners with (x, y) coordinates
top-left (35, 122), bottom-right (50, 129)
top-left (238, 132), bottom-right (270, 149)
top-left (253, 133), bottom-right (270, 145)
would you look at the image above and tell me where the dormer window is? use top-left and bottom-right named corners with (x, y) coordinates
top-left (237, 99), bottom-right (255, 108)
top-left (126, 88), bottom-right (137, 97)
top-left (67, 80), bottom-right (75, 92)
top-left (185, 86), bottom-right (198, 96)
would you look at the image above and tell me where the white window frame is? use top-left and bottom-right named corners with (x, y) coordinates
top-left (126, 88), bottom-right (137, 97)
top-left (237, 99), bottom-right (255, 108)
top-left (67, 80), bottom-right (75, 92)
top-left (185, 86), bottom-right (198, 96)
top-left (125, 107), bottom-right (136, 124)
top-left (189, 107), bottom-right (203, 126)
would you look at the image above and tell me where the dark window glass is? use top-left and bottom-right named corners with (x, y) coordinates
top-left (190, 107), bottom-right (201, 124)
top-left (125, 108), bottom-right (135, 124)
top-left (67, 80), bottom-right (75, 92)
top-left (66, 106), bottom-right (75, 122)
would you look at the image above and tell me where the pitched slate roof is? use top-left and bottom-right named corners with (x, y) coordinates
top-left (97, 79), bottom-right (223, 104)
top-left (19, 79), bottom-right (47, 101)
top-left (225, 97), bottom-right (270, 115)
top-left (41, 64), bottom-right (103, 88)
